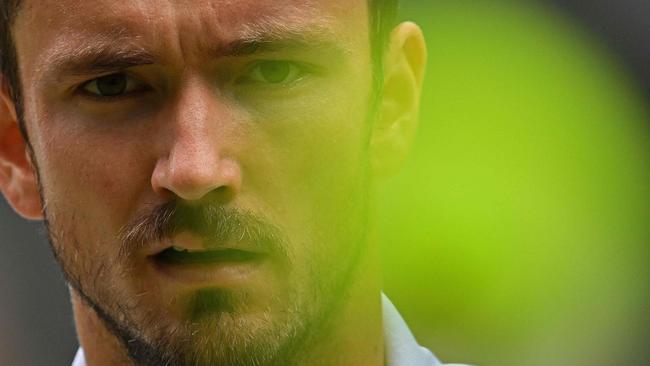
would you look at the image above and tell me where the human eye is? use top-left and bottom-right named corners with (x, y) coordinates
top-left (236, 60), bottom-right (308, 85)
top-left (80, 73), bottom-right (150, 99)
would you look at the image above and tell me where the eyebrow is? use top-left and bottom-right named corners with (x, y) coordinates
top-left (42, 41), bottom-right (157, 79)
top-left (40, 17), bottom-right (349, 80)
top-left (220, 16), bottom-right (350, 58)
top-left (218, 34), bottom-right (348, 58)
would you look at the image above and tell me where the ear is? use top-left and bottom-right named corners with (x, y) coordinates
top-left (370, 21), bottom-right (427, 179)
top-left (0, 80), bottom-right (43, 220)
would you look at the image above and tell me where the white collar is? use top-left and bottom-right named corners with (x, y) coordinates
top-left (382, 294), bottom-right (443, 366)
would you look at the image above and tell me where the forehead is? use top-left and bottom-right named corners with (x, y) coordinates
top-left (17, 0), bottom-right (365, 34)
top-left (14, 0), bottom-right (369, 72)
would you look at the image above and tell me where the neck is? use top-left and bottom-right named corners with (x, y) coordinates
top-left (71, 291), bottom-right (132, 366)
top-left (292, 240), bottom-right (384, 366)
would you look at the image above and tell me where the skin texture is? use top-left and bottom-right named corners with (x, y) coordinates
top-left (0, 0), bottom-right (426, 365)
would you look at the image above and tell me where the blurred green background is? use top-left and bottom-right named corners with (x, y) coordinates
top-left (379, 1), bottom-right (649, 366)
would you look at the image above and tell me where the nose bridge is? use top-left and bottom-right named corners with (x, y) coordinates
top-left (172, 79), bottom-right (215, 161)
top-left (152, 77), bottom-right (241, 202)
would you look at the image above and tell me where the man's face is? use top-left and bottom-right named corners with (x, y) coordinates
top-left (13, 0), bottom-right (375, 364)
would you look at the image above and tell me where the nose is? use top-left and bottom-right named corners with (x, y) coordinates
top-left (151, 80), bottom-right (242, 203)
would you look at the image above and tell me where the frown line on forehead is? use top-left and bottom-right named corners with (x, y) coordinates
top-left (36, 11), bottom-right (351, 81)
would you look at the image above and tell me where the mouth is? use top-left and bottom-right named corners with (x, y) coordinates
top-left (155, 246), bottom-right (263, 265)
top-left (149, 240), bottom-right (268, 288)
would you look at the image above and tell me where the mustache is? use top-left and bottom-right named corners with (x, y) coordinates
top-left (117, 201), bottom-right (287, 259)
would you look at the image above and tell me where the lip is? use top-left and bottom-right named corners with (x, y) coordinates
top-left (146, 232), bottom-right (268, 288)
top-left (150, 250), bottom-right (267, 288)
top-left (144, 231), bottom-right (267, 257)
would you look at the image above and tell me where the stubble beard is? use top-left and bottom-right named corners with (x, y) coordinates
top-left (40, 182), bottom-right (370, 366)
top-left (32, 77), bottom-right (376, 365)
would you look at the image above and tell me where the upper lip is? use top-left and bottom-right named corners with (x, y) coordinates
top-left (145, 232), bottom-right (265, 257)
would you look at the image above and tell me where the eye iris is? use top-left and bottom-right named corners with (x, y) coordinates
top-left (96, 74), bottom-right (127, 96)
top-left (259, 61), bottom-right (291, 83)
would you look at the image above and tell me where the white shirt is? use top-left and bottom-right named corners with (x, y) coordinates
top-left (72, 295), bottom-right (470, 366)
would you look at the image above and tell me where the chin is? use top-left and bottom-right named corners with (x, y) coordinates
top-left (113, 286), bottom-right (307, 366)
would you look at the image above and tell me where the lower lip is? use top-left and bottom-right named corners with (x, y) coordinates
top-left (149, 254), bottom-right (267, 288)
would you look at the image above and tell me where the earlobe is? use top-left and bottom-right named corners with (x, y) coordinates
top-left (0, 82), bottom-right (43, 220)
top-left (371, 22), bottom-right (427, 179)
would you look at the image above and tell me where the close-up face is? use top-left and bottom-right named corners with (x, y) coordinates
top-left (11, 0), bottom-right (380, 364)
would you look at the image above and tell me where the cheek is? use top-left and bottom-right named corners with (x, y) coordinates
top-left (30, 113), bottom-right (153, 233)
top-left (244, 66), bottom-right (373, 200)
top-left (240, 79), bottom-right (372, 261)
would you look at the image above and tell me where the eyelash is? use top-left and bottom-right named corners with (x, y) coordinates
top-left (76, 60), bottom-right (314, 102)
top-left (78, 73), bottom-right (150, 101)
top-left (235, 60), bottom-right (310, 85)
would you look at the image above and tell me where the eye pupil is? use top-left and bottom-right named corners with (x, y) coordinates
top-left (96, 74), bottom-right (127, 96)
top-left (259, 61), bottom-right (291, 83)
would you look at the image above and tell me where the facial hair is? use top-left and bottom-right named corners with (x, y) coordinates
top-left (49, 201), bottom-right (296, 366)
top-left (42, 193), bottom-right (370, 366)
top-left (32, 79), bottom-right (377, 365)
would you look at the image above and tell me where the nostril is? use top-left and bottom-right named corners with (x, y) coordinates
top-left (205, 185), bottom-right (236, 204)
top-left (151, 152), bottom-right (242, 203)
top-left (154, 186), bottom-right (178, 202)
top-left (153, 179), bottom-right (236, 204)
